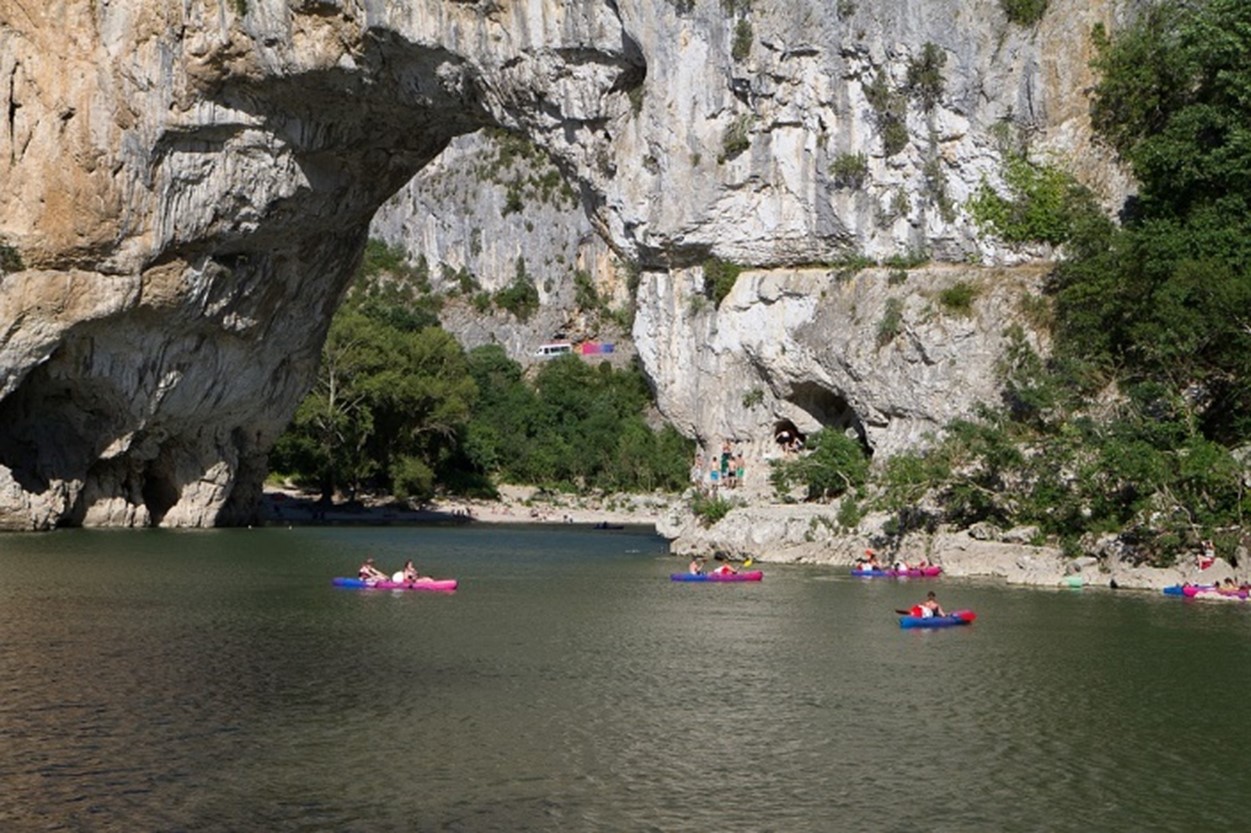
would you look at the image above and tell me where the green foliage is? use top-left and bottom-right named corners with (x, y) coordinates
top-left (1055, 0), bottom-right (1251, 443)
top-left (967, 155), bottom-right (1099, 246)
top-left (691, 494), bottom-right (735, 527)
top-left (937, 281), bottom-right (979, 315)
top-left (270, 308), bottom-right (476, 502)
top-left (1001, 0), bottom-right (1047, 25)
top-left (231, 0), bottom-right (247, 16)
top-left (703, 257), bottom-right (742, 307)
top-left (831, 152), bottom-right (869, 189)
top-left (732, 19), bottom-right (753, 61)
top-left (741, 388), bottom-right (765, 409)
top-left (720, 114), bottom-right (753, 161)
top-left (906, 43), bottom-right (947, 111)
top-left (463, 348), bottom-right (694, 493)
top-left (865, 71), bottom-right (908, 156)
top-left (876, 297), bottom-right (905, 347)
top-left (0, 242), bottom-right (23, 273)
top-left (493, 257), bottom-right (539, 321)
top-left (573, 269), bottom-right (600, 311)
top-left (391, 456), bottom-right (435, 503)
top-left (836, 495), bottom-right (864, 530)
top-left (922, 157), bottom-right (956, 222)
top-left (882, 249), bottom-right (929, 270)
top-left (769, 430), bottom-right (870, 501)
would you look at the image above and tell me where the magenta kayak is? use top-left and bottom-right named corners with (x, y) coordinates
top-left (333, 577), bottom-right (458, 591)
top-left (670, 570), bottom-right (763, 582)
top-left (851, 566), bottom-right (942, 578)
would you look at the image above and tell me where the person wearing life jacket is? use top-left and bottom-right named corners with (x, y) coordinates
top-left (855, 548), bottom-right (882, 573)
top-left (711, 553), bottom-right (738, 575)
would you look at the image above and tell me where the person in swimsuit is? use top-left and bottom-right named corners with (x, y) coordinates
top-left (358, 557), bottom-right (388, 582)
top-left (916, 591), bottom-right (945, 618)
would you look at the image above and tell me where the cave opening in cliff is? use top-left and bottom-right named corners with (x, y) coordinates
top-left (773, 419), bottom-right (805, 450)
top-left (786, 381), bottom-right (871, 456)
top-left (141, 460), bottom-right (180, 526)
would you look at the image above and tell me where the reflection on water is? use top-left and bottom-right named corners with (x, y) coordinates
top-left (2, 526), bottom-right (1251, 831)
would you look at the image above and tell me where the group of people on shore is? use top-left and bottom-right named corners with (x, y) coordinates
top-left (358, 557), bottom-right (428, 584)
top-left (694, 440), bottom-right (747, 494)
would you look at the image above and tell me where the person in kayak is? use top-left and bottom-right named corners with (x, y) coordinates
top-left (689, 555), bottom-right (707, 575)
top-left (711, 553), bottom-right (738, 576)
top-left (358, 557), bottom-right (388, 582)
top-left (855, 548), bottom-right (882, 572)
top-left (913, 591), bottom-right (946, 618)
top-left (402, 559), bottom-right (422, 582)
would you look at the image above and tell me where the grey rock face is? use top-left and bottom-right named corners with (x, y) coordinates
top-left (0, 0), bottom-right (1135, 528)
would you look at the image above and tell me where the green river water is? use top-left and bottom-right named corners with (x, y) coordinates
top-left (1, 524), bottom-right (1249, 832)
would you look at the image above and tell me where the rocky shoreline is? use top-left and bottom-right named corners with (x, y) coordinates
top-left (262, 485), bottom-right (1238, 593)
top-left (657, 503), bottom-right (1244, 594)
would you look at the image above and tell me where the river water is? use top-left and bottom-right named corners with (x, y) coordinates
top-left (2, 524), bottom-right (1249, 832)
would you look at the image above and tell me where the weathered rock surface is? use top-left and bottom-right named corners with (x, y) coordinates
top-left (0, 0), bottom-right (1141, 528)
top-left (660, 502), bottom-right (1233, 592)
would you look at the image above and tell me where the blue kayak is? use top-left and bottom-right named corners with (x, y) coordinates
top-left (899, 610), bottom-right (976, 629)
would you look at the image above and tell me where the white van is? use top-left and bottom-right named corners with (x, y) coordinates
top-left (533, 342), bottom-right (574, 358)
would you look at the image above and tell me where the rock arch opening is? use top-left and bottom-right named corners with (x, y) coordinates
top-left (786, 381), bottom-right (871, 456)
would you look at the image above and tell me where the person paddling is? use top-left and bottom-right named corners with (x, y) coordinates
top-left (711, 553), bottom-right (738, 576)
top-left (689, 555), bottom-right (707, 575)
top-left (358, 557), bottom-right (388, 583)
top-left (912, 590), bottom-right (945, 618)
top-left (402, 559), bottom-right (422, 583)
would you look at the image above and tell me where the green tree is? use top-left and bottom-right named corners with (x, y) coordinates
top-left (1056, 0), bottom-right (1251, 443)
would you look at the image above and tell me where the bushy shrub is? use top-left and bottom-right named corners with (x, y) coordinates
top-left (703, 257), bottom-right (742, 307)
top-left (732, 20), bottom-right (753, 61)
top-left (876, 297), bottom-right (905, 346)
top-left (769, 430), bottom-right (869, 501)
top-left (1001, 0), bottom-right (1047, 26)
top-left (938, 281), bottom-right (979, 315)
top-left (967, 155), bottom-right (1097, 246)
top-left (691, 494), bottom-right (736, 527)
top-left (906, 42), bottom-right (947, 110)
top-left (831, 152), bottom-right (869, 189)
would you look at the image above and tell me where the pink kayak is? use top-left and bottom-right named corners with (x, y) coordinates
top-left (670, 570), bottom-right (763, 582)
top-left (851, 566), bottom-right (942, 578)
top-left (333, 577), bottom-right (458, 591)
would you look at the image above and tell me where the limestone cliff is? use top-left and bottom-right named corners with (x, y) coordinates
top-left (0, 0), bottom-right (1136, 529)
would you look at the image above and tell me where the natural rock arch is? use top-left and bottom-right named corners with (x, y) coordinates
top-left (0, 1), bottom-right (641, 529)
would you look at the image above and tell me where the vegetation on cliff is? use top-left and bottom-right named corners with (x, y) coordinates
top-left (270, 243), bottom-right (692, 503)
top-left (775, 0), bottom-right (1251, 565)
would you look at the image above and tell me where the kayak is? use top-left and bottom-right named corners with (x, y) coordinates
top-left (332, 577), bottom-right (458, 591)
top-left (1192, 589), bottom-right (1247, 602)
top-left (670, 570), bottom-right (763, 582)
top-left (1179, 584), bottom-right (1246, 599)
top-left (1162, 585), bottom-right (1190, 596)
top-left (899, 610), bottom-right (976, 629)
top-left (852, 566), bottom-right (942, 578)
